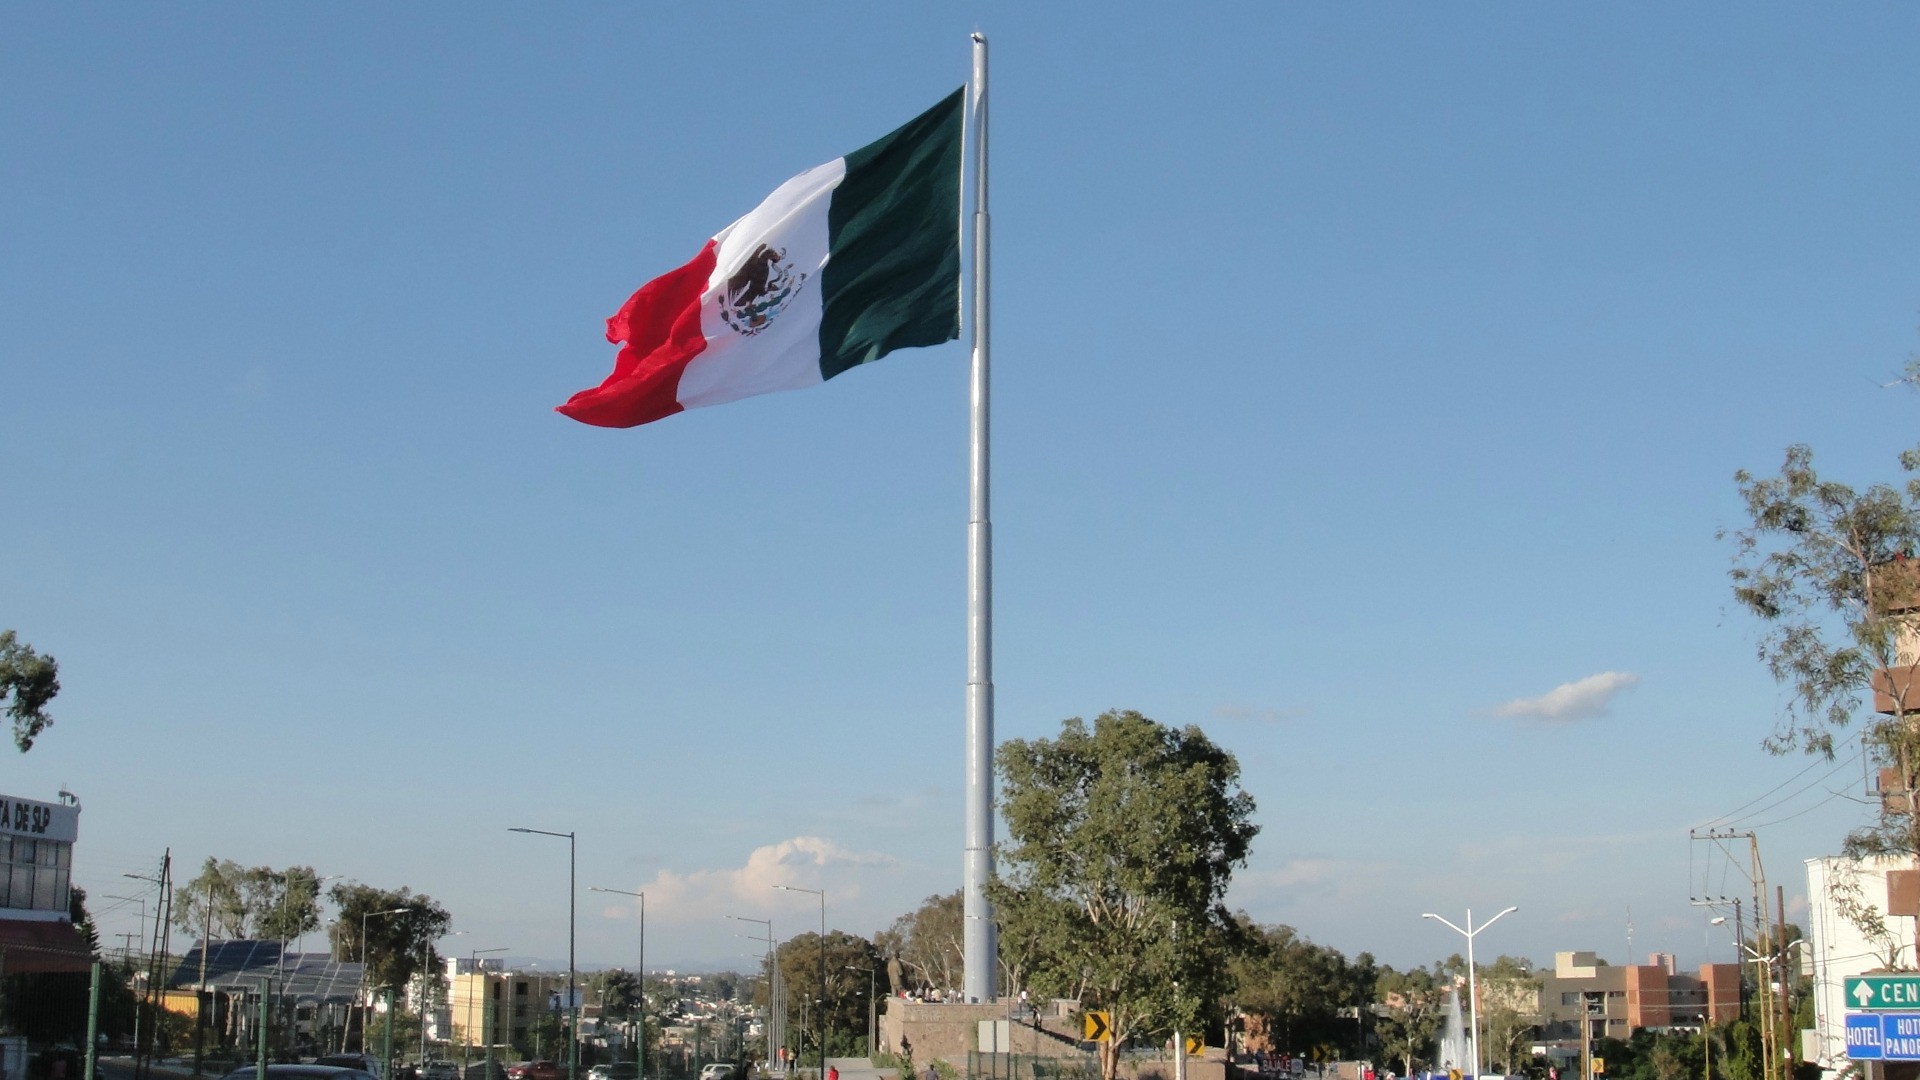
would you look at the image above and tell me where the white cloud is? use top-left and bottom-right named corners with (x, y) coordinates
top-left (1494, 672), bottom-right (1640, 723)
top-left (602, 837), bottom-right (898, 925)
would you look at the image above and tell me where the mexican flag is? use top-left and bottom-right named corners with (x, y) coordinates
top-left (558, 88), bottom-right (964, 428)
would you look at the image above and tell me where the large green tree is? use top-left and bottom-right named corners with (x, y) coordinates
top-left (0, 630), bottom-right (59, 752)
top-left (993, 710), bottom-right (1258, 1080)
top-left (328, 882), bottom-right (453, 988)
top-left (1727, 444), bottom-right (1920, 956)
top-left (763, 930), bottom-right (882, 1062)
top-left (1371, 966), bottom-right (1445, 1078)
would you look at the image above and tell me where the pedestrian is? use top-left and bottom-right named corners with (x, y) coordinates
top-left (828, 1067), bottom-right (839, 1080)
top-left (924, 1065), bottom-right (938, 1080)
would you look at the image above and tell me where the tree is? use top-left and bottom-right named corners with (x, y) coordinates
top-left (0, 630), bottom-right (59, 752)
top-left (1230, 922), bottom-right (1365, 1060)
top-left (1473, 956), bottom-right (1541, 1074)
top-left (1728, 444), bottom-right (1920, 958)
top-left (881, 891), bottom-right (964, 995)
top-left (1372, 966), bottom-right (1444, 1078)
top-left (328, 882), bottom-right (453, 989)
top-left (764, 930), bottom-right (882, 1062)
top-left (173, 859), bottom-right (327, 940)
top-left (993, 710), bottom-right (1258, 1080)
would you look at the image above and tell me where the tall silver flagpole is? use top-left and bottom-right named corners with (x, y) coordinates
top-left (962, 29), bottom-right (998, 1005)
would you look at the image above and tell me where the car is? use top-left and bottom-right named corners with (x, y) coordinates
top-left (315, 1056), bottom-right (386, 1080)
top-left (462, 1064), bottom-right (507, 1080)
top-left (506, 1063), bottom-right (563, 1080)
top-left (421, 1062), bottom-right (460, 1080)
top-left (223, 1067), bottom-right (378, 1080)
top-left (699, 1066), bottom-right (737, 1080)
top-left (587, 1066), bottom-right (641, 1080)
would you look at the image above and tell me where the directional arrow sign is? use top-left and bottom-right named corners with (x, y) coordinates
top-left (1848, 976), bottom-right (1920, 1010)
top-left (1084, 1011), bottom-right (1112, 1043)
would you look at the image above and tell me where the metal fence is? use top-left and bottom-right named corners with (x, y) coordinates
top-left (967, 1052), bottom-right (1102, 1080)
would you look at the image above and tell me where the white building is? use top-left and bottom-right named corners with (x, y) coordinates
top-left (0, 789), bottom-right (92, 974)
top-left (1806, 855), bottom-right (1920, 1072)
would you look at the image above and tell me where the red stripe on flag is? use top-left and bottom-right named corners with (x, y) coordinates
top-left (556, 240), bottom-right (719, 428)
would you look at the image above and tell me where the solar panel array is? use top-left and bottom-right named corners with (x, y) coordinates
top-left (170, 940), bottom-right (366, 1002)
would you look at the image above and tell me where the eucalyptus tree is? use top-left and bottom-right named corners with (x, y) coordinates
top-left (993, 710), bottom-right (1258, 1080)
top-left (1728, 443), bottom-right (1920, 953)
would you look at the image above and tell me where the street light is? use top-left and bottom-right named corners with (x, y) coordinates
top-left (1421, 906), bottom-right (1518, 1079)
top-left (591, 887), bottom-right (647, 1080)
top-left (773, 885), bottom-right (826, 1069)
top-left (511, 827), bottom-right (579, 1080)
top-left (463, 947), bottom-right (511, 1076)
top-left (845, 965), bottom-right (874, 1056)
top-left (728, 917), bottom-right (776, 1072)
top-left (360, 907), bottom-right (410, 1054)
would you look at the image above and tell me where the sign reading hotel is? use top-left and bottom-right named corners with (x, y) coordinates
top-left (1846, 1012), bottom-right (1920, 1060)
top-left (0, 793), bottom-right (79, 844)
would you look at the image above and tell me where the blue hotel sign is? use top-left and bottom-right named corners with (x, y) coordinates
top-left (1846, 1012), bottom-right (1920, 1060)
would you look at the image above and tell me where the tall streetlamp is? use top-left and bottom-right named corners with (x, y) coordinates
top-left (511, 827), bottom-right (578, 1080)
top-left (773, 886), bottom-right (826, 1069)
top-left (591, 887), bottom-right (647, 1080)
top-left (728, 917), bottom-right (776, 1071)
top-left (359, 908), bottom-right (410, 1054)
top-left (844, 966), bottom-right (874, 1056)
top-left (463, 947), bottom-right (511, 1076)
top-left (1421, 906), bottom-right (1518, 1079)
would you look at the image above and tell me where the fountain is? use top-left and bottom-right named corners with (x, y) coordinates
top-left (1434, 986), bottom-right (1470, 1078)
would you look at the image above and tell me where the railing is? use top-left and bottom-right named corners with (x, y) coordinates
top-left (967, 1053), bottom-right (1101, 1080)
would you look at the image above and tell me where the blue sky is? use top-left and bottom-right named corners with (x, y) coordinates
top-left (6, 4), bottom-right (1920, 975)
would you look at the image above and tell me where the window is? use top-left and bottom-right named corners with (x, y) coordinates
top-left (0, 834), bottom-right (70, 913)
top-left (1608, 991), bottom-right (1626, 999)
top-left (1562, 993), bottom-right (1579, 1006)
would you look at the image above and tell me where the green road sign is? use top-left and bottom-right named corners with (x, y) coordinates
top-left (1848, 976), bottom-right (1920, 1010)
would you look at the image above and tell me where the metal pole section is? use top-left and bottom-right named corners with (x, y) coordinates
top-left (257, 983), bottom-right (270, 1080)
top-left (384, 987), bottom-right (396, 1079)
top-left (962, 27), bottom-right (997, 1008)
top-left (570, 836), bottom-right (580, 1080)
top-left (85, 961), bottom-right (101, 1080)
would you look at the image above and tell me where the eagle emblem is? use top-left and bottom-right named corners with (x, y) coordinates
top-left (719, 244), bottom-right (808, 337)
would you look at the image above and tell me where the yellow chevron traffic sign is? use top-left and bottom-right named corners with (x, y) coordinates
top-left (1185, 1037), bottom-right (1203, 1056)
top-left (1084, 1011), bottom-right (1112, 1042)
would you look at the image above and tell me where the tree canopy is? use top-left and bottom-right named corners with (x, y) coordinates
top-left (993, 710), bottom-right (1258, 1080)
top-left (879, 890), bottom-right (964, 996)
top-left (328, 881), bottom-right (453, 988)
top-left (173, 859), bottom-right (326, 941)
top-left (0, 630), bottom-right (60, 752)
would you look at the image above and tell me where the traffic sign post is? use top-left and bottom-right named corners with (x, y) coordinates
top-left (1848, 976), bottom-right (1920, 1010)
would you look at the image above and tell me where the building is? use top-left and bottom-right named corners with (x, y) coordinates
top-left (446, 959), bottom-right (571, 1052)
top-left (0, 789), bottom-right (93, 976)
top-left (1805, 855), bottom-right (1918, 1072)
top-left (1534, 951), bottom-right (1742, 1063)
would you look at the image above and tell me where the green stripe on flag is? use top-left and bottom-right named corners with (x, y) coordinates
top-left (818, 87), bottom-right (964, 381)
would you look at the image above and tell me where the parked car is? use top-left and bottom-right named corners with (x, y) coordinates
top-left (506, 1062), bottom-right (563, 1080)
top-left (315, 1055), bottom-right (386, 1080)
top-left (587, 1066), bottom-right (640, 1080)
top-left (462, 1064), bottom-right (507, 1080)
top-left (420, 1062), bottom-right (460, 1080)
top-left (224, 1067), bottom-right (377, 1080)
top-left (700, 1066), bottom-right (737, 1080)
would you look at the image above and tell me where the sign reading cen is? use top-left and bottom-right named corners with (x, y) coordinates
top-left (1849, 977), bottom-right (1920, 1011)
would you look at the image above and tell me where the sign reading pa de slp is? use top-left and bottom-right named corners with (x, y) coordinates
top-left (1848, 976), bottom-right (1920, 1010)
